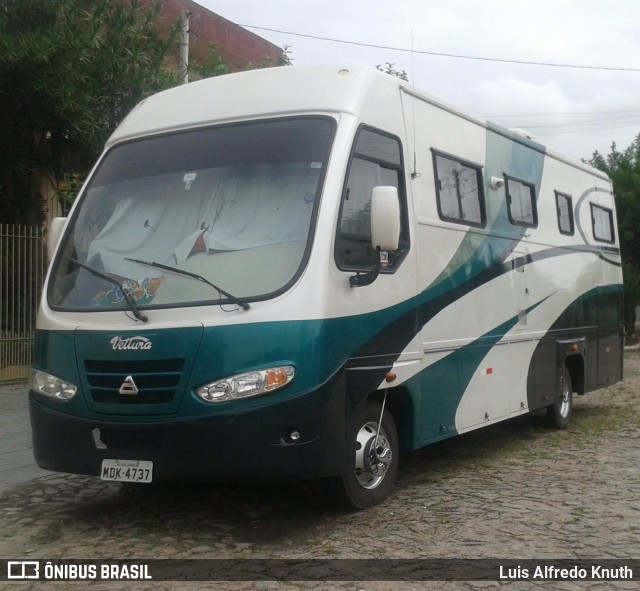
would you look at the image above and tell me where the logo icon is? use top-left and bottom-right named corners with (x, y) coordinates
top-left (119, 376), bottom-right (139, 396)
top-left (7, 561), bottom-right (40, 579)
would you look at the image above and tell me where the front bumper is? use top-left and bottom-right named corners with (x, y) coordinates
top-left (30, 385), bottom-right (346, 483)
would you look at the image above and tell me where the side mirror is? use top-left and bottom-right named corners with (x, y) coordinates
top-left (350, 186), bottom-right (401, 288)
top-left (371, 186), bottom-right (400, 251)
top-left (47, 217), bottom-right (67, 260)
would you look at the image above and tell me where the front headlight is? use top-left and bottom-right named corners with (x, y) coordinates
top-left (196, 365), bottom-right (295, 403)
top-left (30, 369), bottom-right (77, 401)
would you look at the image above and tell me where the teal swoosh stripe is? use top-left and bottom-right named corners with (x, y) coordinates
top-left (414, 296), bottom-right (550, 445)
top-left (353, 243), bottom-right (613, 375)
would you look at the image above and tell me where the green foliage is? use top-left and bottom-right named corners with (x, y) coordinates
top-left (588, 135), bottom-right (640, 337)
top-left (0, 0), bottom-right (290, 224)
top-left (621, 261), bottom-right (640, 341)
top-left (244, 44), bottom-right (293, 70)
top-left (278, 45), bottom-right (294, 67)
top-left (376, 62), bottom-right (408, 81)
top-left (0, 0), bottom-right (182, 224)
top-left (188, 44), bottom-right (229, 80)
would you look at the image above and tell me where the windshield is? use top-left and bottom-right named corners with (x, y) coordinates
top-left (49, 118), bottom-right (335, 311)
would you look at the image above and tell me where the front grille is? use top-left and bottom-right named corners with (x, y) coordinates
top-left (84, 358), bottom-right (185, 404)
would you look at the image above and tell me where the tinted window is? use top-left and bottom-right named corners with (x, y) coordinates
top-left (49, 118), bottom-right (336, 311)
top-left (335, 128), bottom-right (408, 270)
top-left (591, 203), bottom-right (614, 243)
top-left (555, 192), bottom-right (574, 235)
top-left (506, 176), bottom-right (537, 227)
top-left (433, 152), bottom-right (485, 226)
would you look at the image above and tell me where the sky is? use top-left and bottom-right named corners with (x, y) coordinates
top-left (196, 0), bottom-right (640, 163)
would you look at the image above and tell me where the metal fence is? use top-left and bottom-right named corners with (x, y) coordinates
top-left (0, 224), bottom-right (47, 384)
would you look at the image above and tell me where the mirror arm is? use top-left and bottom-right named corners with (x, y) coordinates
top-left (349, 247), bottom-right (381, 288)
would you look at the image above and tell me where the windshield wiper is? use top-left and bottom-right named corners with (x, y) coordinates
top-left (69, 257), bottom-right (148, 322)
top-left (125, 257), bottom-right (250, 311)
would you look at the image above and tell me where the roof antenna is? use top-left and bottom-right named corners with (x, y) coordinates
top-left (410, 29), bottom-right (421, 180)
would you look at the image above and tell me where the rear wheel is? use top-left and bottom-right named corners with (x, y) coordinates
top-left (546, 366), bottom-right (574, 429)
top-left (329, 399), bottom-right (399, 510)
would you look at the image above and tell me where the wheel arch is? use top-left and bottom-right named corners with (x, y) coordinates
top-left (366, 385), bottom-right (415, 450)
top-left (556, 338), bottom-right (586, 396)
top-left (563, 353), bottom-right (585, 395)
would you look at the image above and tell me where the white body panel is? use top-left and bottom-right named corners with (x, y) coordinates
top-left (37, 66), bottom-right (623, 451)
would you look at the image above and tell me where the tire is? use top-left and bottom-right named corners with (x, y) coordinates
top-left (546, 366), bottom-right (574, 430)
top-left (329, 399), bottom-right (399, 510)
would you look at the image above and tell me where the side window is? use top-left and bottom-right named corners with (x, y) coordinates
top-left (433, 152), bottom-right (485, 227)
top-left (335, 128), bottom-right (408, 270)
top-left (555, 191), bottom-right (574, 235)
top-left (591, 203), bottom-right (614, 243)
top-left (506, 176), bottom-right (537, 227)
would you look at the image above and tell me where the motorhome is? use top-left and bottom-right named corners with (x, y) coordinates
top-left (30, 66), bottom-right (623, 508)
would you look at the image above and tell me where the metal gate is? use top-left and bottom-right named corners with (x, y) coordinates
top-left (0, 224), bottom-right (47, 383)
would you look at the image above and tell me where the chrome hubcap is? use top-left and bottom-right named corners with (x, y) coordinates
top-left (354, 421), bottom-right (393, 489)
top-left (559, 377), bottom-right (571, 418)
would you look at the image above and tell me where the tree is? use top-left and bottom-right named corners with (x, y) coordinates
top-left (588, 135), bottom-right (640, 340)
top-left (376, 62), bottom-right (408, 81)
top-left (0, 0), bottom-right (184, 224)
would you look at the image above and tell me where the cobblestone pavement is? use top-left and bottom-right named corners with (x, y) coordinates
top-left (0, 383), bottom-right (52, 491)
top-left (1, 350), bottom-right (638, 591)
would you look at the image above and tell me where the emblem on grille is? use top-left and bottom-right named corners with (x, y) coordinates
top-left (119, 375), bottom-right (139, 396)
top-left (110, 336), bottom-right (152, 351)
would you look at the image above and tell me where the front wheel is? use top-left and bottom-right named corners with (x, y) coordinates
top-left (546, 366), bottom-right (574, 429)
top-left (328, 399), bottom-right (399, 510)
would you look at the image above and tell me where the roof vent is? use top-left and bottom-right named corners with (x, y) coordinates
top-left (508, 128), bottom-right (536, 141)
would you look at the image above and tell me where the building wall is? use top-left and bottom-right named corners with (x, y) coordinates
top-left (156, 0), bottom-right (283, 71)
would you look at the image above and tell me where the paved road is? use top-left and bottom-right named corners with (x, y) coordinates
top-left (0, 382), bottom-right (53, 491)
top-left (1, 350), bottom-right (638, 590)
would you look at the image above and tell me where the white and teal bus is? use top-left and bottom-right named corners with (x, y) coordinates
top-left (31, 66), bottom-right (623, 508)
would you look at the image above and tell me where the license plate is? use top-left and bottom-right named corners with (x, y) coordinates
top-left (100, 459), bottom-right (153, 483)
